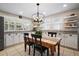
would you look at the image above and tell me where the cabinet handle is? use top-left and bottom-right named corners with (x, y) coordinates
top-left (69, 34), bottom-right (72, 36)
top-left (8, 33), bottom-right (10, 36)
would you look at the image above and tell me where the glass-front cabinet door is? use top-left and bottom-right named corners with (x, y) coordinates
top-left (9, 21), bottom-right (15, 30)
top-left (4, 20), bottom-right (8, 31)
top-left (15, 22), bottom-right (23, 30)
top-left (4, 17), bottom-right (32, 31)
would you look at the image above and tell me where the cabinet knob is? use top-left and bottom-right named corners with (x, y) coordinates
top-left (8, 33), bottom-right (10, 36)
top-left (69, 34), bottom-right (72, 36)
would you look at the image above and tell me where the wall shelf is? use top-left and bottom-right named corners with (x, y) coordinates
top-left (64, 26), bottom-right (77, 28)
top-left (64, 15), bottom-right (78, 31)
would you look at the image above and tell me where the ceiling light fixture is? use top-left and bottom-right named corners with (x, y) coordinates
top-left (63, 4), bottom-right (67, 7)
top-left (19, 11), bottom-right (23, 19)
top-left (32, 3), bottom-right (45, 23)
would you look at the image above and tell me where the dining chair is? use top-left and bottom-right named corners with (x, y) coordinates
top-left (48, 32), bottom-right (57, 37)
top-left (31, 34), bottom-right (49, 56)
top-left (24, 33), bottom-right (34, 55)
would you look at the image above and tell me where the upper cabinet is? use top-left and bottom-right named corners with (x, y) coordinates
top-left (4, 17), bottom-right (32, 32)
top-left (9, 21), bottom-right (15, 30)
top-left (4, 20), bottom-right (8, 31)
top-left (15, 22), bottom-right (23, 30)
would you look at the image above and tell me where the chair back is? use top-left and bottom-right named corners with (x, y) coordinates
top-left (48, 32), bottom-right (57, 37)
top-left (24, 33), bottom-right (29, 37)
top-left (24, 33), bottom-right (29, 42)
top-left (31, 34), bottom-right (42, 45)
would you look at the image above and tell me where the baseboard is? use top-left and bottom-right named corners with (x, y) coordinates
top-left (60, 45), bottom-right (79, 51)
top-left (5, 42), bottom-right (24, 49)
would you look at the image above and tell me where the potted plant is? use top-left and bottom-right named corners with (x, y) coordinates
top-left (35, 30), bottom-right (42, 36)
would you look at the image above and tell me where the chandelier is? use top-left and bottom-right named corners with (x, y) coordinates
top-left (32, 3), bottom-right (45, 23)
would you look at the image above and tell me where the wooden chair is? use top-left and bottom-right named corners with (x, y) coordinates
top-left (31, 34), bottom-right (49, 56)
top-left (24, 33), bottom-right (34, 55)
top-left (48, 32), bottom-right (57, 37)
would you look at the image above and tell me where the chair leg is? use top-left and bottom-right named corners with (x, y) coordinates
top-left (33, 46), bottom-right (35, 56)
top-left (41, 52), bottom-right (43, 56)
top-left (47, 49), bottom-right (49, 56)
top-left (29, 45), bottom-right (30, 55)
top-left (41, 50), bottom-right (43, 56)
top-left (25, 43), bottom-right (27, 52)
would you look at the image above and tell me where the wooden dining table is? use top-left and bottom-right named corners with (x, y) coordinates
top-left (24, 36), bottom-right (61, 56)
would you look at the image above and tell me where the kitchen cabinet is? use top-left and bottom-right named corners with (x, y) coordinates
top-left (4, 16), bottom-right (32, 47)
top-left (4, 17), bottom-right (32, 32)
top-left (19, 33), bottom-right (24, 43)
top-left (15, 22), bottom-right (23, 30)
top-left (64, 34), bottom-right (78, 49)
top-left (13, 33), bottom-right (20, 44)
top-left (57, 32), bottom-right (65, 46)
top-left (5, 33), bottom-right (14, 47)
top-left (9, 21), bottom-right (15, 30)
top-left (4, 33), bottom-right (24, 47)
top-left (57, 32), bottom-right (78, 50)
top-left (4, 21), bottom-right (8, 31)
top-left (13, 33), bottom-right (24, 44)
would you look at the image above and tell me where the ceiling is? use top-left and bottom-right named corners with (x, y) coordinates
top-left (0, 3), bottom-right (79, 19)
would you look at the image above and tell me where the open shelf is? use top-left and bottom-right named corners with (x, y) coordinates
top-left (64, 15), bottom-right (77, 19)
top-left (64, 20), bottom-right (78, 23)
top-left (64, 15), bottom-right (78, 31)
top-left (64, 26), bottom-right (77, 28)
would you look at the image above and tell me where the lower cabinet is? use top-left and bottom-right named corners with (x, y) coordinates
top-left (4, 32), bottom-right (78, 50)
top-left (64, 34), bottom-right (78, 49)
top-left (19, 33), bottom-right (24, 43)
top-left (57, 33), bottom-right (78, 50)
top-left (4, 33), bottom-right (24, 47)
top-left (57, 32), bottom-right (65, 46)
top-left (5, 33), bottom-right (14, 47)
top-left (13, 33), bottom-right (20, 44)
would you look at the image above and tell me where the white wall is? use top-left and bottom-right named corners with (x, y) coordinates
top-left (41, 9), bottom-right (79, 31)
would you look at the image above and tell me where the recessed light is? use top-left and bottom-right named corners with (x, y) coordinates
top-left (63, 4), bottom-right (67, 7)
top-left (19, 11), bottom-right (23, 15)
top-left (43, 12), bottom-right (46, 15)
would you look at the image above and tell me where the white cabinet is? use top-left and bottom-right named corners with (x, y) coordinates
top-left (57, 32), bottom-right (65, 46)
top-left (65, 34), bottom-right (78, 49)
top-left (5, 33), bottom-right (14, 47)
top-left (4, 33), bottom-right (24, 47)
top-left (19, 33), bottom-right (24, 43)
top-left (13, 33), bottom-right (20, 44)
top-left (4, 17), bottom-right (32, 32)
top-left (13, 33), bottom-right (24, 44)
top-left (57, 33), bottom-right (78, 49)
top-left (64, 34), bottom-right (70, 47)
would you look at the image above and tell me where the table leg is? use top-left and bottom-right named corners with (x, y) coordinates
top-left (24, 40), bottom-right (27, 52)
top-left (47, 49), bottom-right (49, 56)
top-left (58, 43), bottom-right (60, 56)
top-left (29, 45), bottom-right (31, 55)
top-left (25, 43), bottom-right (26, 52)
top-left (50, 47), bottom-right (54, 56)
